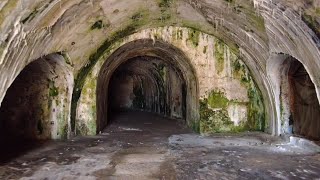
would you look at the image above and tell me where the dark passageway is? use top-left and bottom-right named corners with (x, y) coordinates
top-left (107, 56), bottom-right (186, 126)
top-left (1, 0), bottom-right (320, 178)
top-left (0, 54), bottom-right (72, 163)
top-left (97, 39), bottom-right (199, 133)
top-left (287, 58), bottom-right (320, 140)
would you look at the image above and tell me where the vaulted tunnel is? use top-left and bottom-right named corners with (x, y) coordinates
top-left (1, 0), bottom-right (320, 178)
top-left (280, 57), bottom-right (320, 140)
top-left (0, 54), bottom-right (73, 162)
top-left (97, 39), bottom-right (199, 132)
top-left (108, 56), bottom-right (186, 121)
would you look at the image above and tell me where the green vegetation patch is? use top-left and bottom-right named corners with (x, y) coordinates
top-left (48, 79), bottom-right (59, 97)
top-left (75, 105), bottom-right (96, 136)
top-left (199, 98), bottom-right (234, 133)
top-left (159, 0), bottom-right (172, 8)
top-left (302, 13), bottom-right (320, 38)
top-left (207, 91), bottom-right (229, 109)
top-left (203, 46), bottom-right (208, 54)
top-left (232, 57), bottom-right (266, 131)
top-left (191, 120), bottom-right (200, 133)
top-left (247, 85), bottom-right (265, 131)
top-left (157, 0), bottom-right (173, 23)
top-left (200, 52), bottom-right (266, 134)
top-left (214, 39), bottom-right (225, 74)
top-left (0, 0), bottom-right (19, 26)
top-left (71, 11), bottom-right (150, 131)
top-left (131, 12), bottom-right (144, 22)
top-left (188, 29), bottom-right (200, 47)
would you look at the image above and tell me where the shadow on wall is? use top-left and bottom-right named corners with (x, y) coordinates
top-left (0, 53), bottom-right (73, 163)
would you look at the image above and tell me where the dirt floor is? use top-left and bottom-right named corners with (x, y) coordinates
top-left (0, 111), bottom-right (320, 179)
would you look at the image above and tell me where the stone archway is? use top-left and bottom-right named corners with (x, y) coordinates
top-left (76, 27), bottom-right (268, 136)
top-left (107, 56), bottom-right (187, 120)
top-left (0, 53), bottom-right (73, 162)
top-left (268, 53), bottom-right (320, 140)
top-left (0, 54), bottom-right (73, 140)
top-left (280, 57), bottom-right (320, 140)
top-left (97, 39), bottom-right (199, 133)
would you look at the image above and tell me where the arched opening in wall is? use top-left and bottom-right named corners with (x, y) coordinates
top-left (97, 39), bottom-right (199, 133)
top-left (280, 56), bottom-right (320, 140)
top-left (0, 53), bottom-right (73, 163)
top-left (107, 56), bottom-right (186, 123)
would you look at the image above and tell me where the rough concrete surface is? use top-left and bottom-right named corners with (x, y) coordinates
top-left (0, 111), bottom-right (319, 180)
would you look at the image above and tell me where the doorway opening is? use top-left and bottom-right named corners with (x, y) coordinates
top-left (107, 56), bottom-right (186, 125)
top-left (97, 39), bottom-right (199, 133)
top-left (280, 56), bottom-right (320, 140)
top-left (0, 53), bottom-right (72, 163)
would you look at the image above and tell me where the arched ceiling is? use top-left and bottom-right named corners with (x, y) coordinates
top-left (0, 0), bottom-right (319, 116)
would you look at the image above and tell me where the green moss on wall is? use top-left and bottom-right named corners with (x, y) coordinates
top-left (215, 39), bottom-right (225, 74)
top-left (60, 124), bottom-right (69, 139)
top-left (232, 57), bottom-right (265, 131)
top-left (231, 1), bottom-right (265, 33)
top-left (150, 63), bottom-right (168, 115)
top-left (71, 10), bottom-right (150, 132)
top-left (246, 85), bottom-right (265, 131)
top-left (203, 46), bottom-right (207, 54)
top-left (132, 12), bottom-right (144, 22)
top-left (76, 122), bottom-right (89, 135)
top-left (75, 105), bottom-right (97, 136)
top-left (191, 120), bottom-right (200, 133)
top-left (302, 13), bottom-right (320, 38)
top-left (207, 91), bottom-right (229, 109)
top-left (154, 63), bottom-right (166, 81)
top-left (199, 98), bottom-right (234, 133)
top-left (0, 0), bottom-right (19, 26)
top-left (159, 0), bottom-right (172, 8)
top-left (158, 12), bottom-right (171, 22)
top-left (48, 79), bottom-right (59, 97)
top-left (156, 0), bottom-right (174, 24)
top-left (246, 11), bottom-right (265, 33)
top-left (200, 42), bottom-right (266, 134)
top-left (49, 87), bottom-right (59, 97)
top-left (188, 29), bottom-right (200, 47)
top-left (57, 102), bottom-right (69, 139)
top-left (88, 104), bottom-right (97, 134)
top-left (180, 21), bottom-right (241, 55)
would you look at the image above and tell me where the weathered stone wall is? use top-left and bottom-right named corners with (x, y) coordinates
top-left (76, 27), bottom-right (265, 135)
top-left (0, 54), bottom-right (73, 140)
top-left (0, 0), bottom-right (319, 138)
